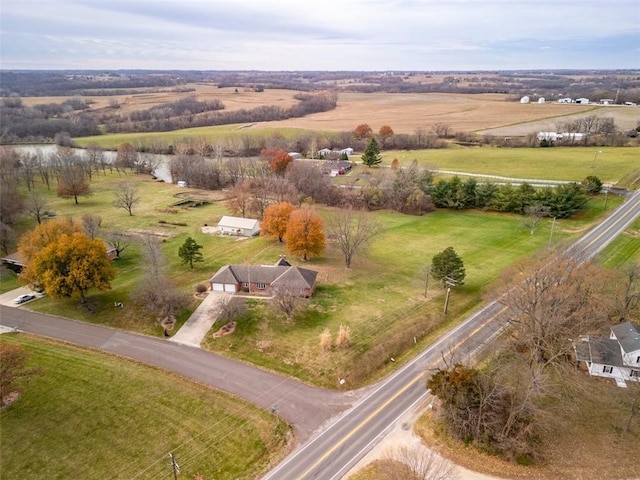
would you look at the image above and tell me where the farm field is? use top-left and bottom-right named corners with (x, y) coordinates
top-left (382, 145), bottom-right (640, 184)
top-left (0, 334), bottom-right (289, 480)
top-left (58, 87), bottom-right (639, 148)
top-left (20, 85), bottom-right (301, 117)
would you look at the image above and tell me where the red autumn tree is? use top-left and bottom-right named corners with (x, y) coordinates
top-left (378, 125), bottom-right (394, 147)
top-left (285, 206), bottom-right (325, 261)
top-left (260, 147), bottom-right (293, 177)
top-left (261, 202), bottom-right (295, 242)
top-left (353, 124), bottom-right (373, 141)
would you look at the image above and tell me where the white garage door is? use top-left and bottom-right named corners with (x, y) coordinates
top-left (212, 283), bottom-right (224, 292)
top-left (224, 284), bottom-right (236, 292)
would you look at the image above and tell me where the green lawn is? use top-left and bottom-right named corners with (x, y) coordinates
top-left (12, 155), bottom-right (635, 387)
top-left (379, 146), bottom-right (640, 184)
top-left (0, 334), bottom-right (289, 480)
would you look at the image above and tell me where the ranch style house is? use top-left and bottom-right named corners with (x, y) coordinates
top-left (210, 256), bottom-right (318, 297)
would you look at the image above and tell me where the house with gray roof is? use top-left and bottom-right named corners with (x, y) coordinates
top-left (573, 321), bottom-right (640, 388)
top-left (209, 256), bottom-right (318, 297)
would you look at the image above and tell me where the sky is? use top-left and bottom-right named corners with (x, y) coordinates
top-left (1, 0), bottom-right (638, 71)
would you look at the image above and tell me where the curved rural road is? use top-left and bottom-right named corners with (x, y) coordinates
top-left (2, 190), bottom-right (639, 479)
top-left (0, 306), bottom-right (358, 444)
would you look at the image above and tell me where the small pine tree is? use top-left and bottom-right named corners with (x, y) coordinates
top-left (362, 137), bottom-right (382, 167)
top-left (178, 236), bottom-right (204, 269)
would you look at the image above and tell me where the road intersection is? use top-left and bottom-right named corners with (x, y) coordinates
top-left (1, 190), bottom-right (639, 479)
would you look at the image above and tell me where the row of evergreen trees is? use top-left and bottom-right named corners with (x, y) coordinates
top-left (430, 176), bottom-right (590, 218)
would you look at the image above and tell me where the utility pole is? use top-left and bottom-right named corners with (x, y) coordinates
top-left (423, 266), bottom-right (430, 298)
top-left (604, 188), bottom-right (609, 211)
top-left (443, 276), bottom-right (457, 315)
top-left (548, 217), bottom-right (557, 246)
top-left (443, 287), bottom-right (451, 314)
top-left (169, 453), bottom-right (180, 480)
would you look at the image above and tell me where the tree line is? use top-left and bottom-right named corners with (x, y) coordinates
top-left (429, 176), bottom-right (590, 218)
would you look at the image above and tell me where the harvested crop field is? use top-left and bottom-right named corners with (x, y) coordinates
top-left (253, 92), bottom-right (600, 134)
top-left (19, 84), bottom-right (300, 116)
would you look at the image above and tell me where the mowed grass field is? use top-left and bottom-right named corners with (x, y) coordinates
top-left (0, 334), bottom-right (289, 480)
top-left (381, 145), bottom-right (640, 184)
top-left (12, 155), bottom-right (635, 386)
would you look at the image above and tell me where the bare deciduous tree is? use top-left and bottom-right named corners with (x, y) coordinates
top-left (26, 191), bottom-right (48, 224)
top-left (496, 252), bottom-right (612, 371)
top-left (327, 208), bottom-right (381, 268)
top-left (271, 286), bottom-right (301, 322)
top-left (378, 445), bottom-right (457, 480)
top-left (82, 214), bottom-right (102, 240)
top-left (105, 230), bottom-right (130, 258)
top-left (521, 203), bottom-right (550, 235)
top-left (114, 181), bottom-right (140, 216)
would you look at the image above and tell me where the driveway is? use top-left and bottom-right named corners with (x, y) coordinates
top-left (168, 291), bottom-right (232, 347)
top-left (0, 287), bottom-right (43, 307)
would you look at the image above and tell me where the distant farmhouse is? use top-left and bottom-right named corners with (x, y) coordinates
top-left (573, 322), bottom-right (640, 388)
top-left (537, 131), bottom-right (587, 142)
top-left (210, 256), bottom-right (318, 297)
top-left (216, 216), bottom-right (260, 237)
top-left (316, 147), bottom-right (354, 159)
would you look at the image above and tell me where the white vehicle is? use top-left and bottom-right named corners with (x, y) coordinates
top-left (14, 293), bottom-right (36, 304)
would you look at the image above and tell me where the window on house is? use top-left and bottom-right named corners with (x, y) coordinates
top-left (256, 283), bottom-right (266, 290)
top-left (631, 370), bottom-right (640, 378)
top-left (637, 356), bottom-right (640, 364)
top-left (603, 365), bottom-right (613, 374)
top-left (242, 282), bottom-right (249, 288)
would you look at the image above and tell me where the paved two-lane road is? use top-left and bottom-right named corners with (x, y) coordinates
top-left (0, 306), bottom-right (356, 444)
top-left (263, 189), bottom-right (640, 479)
top-left (2, 190), bottom-right (638, 479)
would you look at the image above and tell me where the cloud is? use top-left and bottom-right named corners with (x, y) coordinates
top-left (1, 0), bottom-right (638, 70)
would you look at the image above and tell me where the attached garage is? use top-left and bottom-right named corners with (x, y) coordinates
top-left (209, 265), bottom-right (240, 293)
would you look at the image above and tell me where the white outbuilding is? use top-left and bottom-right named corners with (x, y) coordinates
top-left (520, 96), bottom-right (530, 104)
top-left (217, 216), bottom-right (260, 237)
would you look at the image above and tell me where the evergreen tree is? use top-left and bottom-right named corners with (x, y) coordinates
top-left (361, 137), bottom-right (382, 167)
top-left (431, 246), bottom-right (466, 287)
top-left (178, 236), bottom-right (204, 268)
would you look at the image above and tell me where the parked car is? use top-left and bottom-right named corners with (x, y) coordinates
top-left (13, 293), bottom-right (36, 304)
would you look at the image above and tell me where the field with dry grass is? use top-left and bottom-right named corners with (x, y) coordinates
top-left (255, 92), bottom-right (600, 134)
top-left (20, 84), bottom-right (300, 116)
top-left (21, 84), bottom-right (639, 138)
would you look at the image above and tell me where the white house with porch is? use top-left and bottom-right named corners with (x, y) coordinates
top-left (573, 322), bottom-right (640, 388)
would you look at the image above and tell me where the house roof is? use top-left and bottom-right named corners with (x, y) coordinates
top-left (1, 251), bottom-right (25, 266)
top-left (210, 264), bottom-right (317, 290)
top-left (574, 337), bottom-right (625, 367)
top-left (611, 322), bottom-right (640, 353)
top-left (217, 216), bottom-right (259, 230)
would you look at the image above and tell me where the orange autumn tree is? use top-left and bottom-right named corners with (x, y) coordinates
top-left (18, 218), bottom-right (82, 264)
top-left (260, 147), bottom-right (293, 177)
top-left (353, 123), bottom-right (373, 141)
top-left (284, 206), bottom-right (325, 261)
top-left (20, 232), bottom-right (115, 304)
top-left (378, 125), bottom-right (394, 147)
top-left (261, 202), bottom-right (295, 242)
